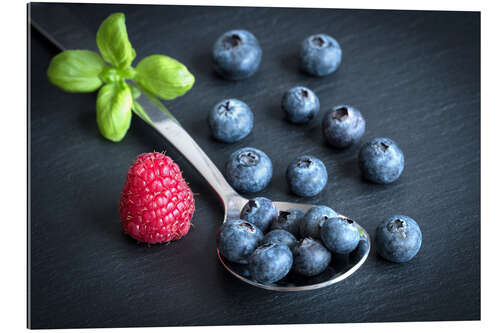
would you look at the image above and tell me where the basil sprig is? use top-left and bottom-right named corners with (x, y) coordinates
top-left (46, 12), bottom-right (195, 142)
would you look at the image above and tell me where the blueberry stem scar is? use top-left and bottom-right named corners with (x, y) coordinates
top-left (332, 107), bottom-right (349, 121)
top-left (312, 36), bottom-right (325, 47)
top-left (218, 101), bottom-right (231, 113)
top-left (239, 152), bottom-right (259, 165)
top-left (379, 142), bottom-right (390, 151)
top-left (224, 34), bottom-right (241, 48)
top-left (394, 219), bottom-right (405, 228)
top-left (297, 158), bottom-right (313, 168)
top-left (387, 219), bottom-right (407, 237)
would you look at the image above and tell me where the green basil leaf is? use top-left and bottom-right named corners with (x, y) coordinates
top-left (135, 55), bottom-right (195, 100)
top-left (96, 13), bottom-right (136, 68)
top-left (47, 50), bottom-right (106, 92)
top-left (96, 82), bottom-right (132, 142)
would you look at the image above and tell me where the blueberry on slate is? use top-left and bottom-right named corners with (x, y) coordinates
top-left (208, 98), bottom-right (254, 143)
top-left (300, 34), bottom-right (342, 77)
top-left (249, 243), bottom-right (293, 284)
top-left (375, 215), bottom-right (422, 263)
top-left (240, 197), bottom-right (278, 233)
top-left (212, 29), bottom-right (262, 80)
top-left (261, 229), bottom-right (298, 249)
top-left (281, 86), bottom-right (320, 124)
top-left (300, 205), bottom-right (338, 239)
top-left (270, 209), bottom-right (306, 237)
top-left (293, 238), bottom-right (332, 276)
top-left (286, 155), bottom-right (328, 197)
top-left (322, 105), bottom-right (366, 148)
top-left (225, 147), bottom-right (273, 193)
top-left (358, 137), bottom-right (405, 184)
top-left (217, 219), bottom-right (264, 264)
top-left (321, 216), bottom-right (360, 254)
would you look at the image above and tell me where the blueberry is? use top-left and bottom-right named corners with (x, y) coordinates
top-left (300, 34), bottom-right (342, 76)
top-left (249, 243), bottom-right (293, 284)
top-left (240, 197), bottom-right (278, 233)
top-left (212, 30), bottom-right (262, 80)
top-left (281, 86), bottom-right (320, 124)
top-left (375, 215), bottom-right (422, 263)
top-left (286, 155), bottom-right (328, 197)
top-left (358, 137), bottom-right (405, 184)
top-left (320, 216), bottom-right (360, 254)
top-left (225, 147), bottom-right (273, 193)
top-left (261, 229), bottom-right (298, 249)
top-left (217, 219), bottom-right (264, 264)
top-left (208, 99), bottom-right (254, 143)
top-left (270, 209), bottom-right (306, 237)
top-left (292, 238), bottom-right (332, 276)
top-left (300, 205), bottom-right (338, 239)
top-left (322, 105), bottom-right (366, 148)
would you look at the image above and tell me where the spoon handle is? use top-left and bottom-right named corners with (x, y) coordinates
top-left (135, 88), bottom-right (240, 204)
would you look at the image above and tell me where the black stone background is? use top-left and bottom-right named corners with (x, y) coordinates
top-left (29, 3), bottom-right (480, 329)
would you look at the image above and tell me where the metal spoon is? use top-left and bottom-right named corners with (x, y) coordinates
top-left (135, 88), bottom-right (370, 291)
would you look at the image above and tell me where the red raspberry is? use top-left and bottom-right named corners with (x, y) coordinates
top-left (119, 152), bottom-right (195, 244)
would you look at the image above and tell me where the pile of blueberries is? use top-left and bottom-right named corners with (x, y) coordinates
top-left (210, 29), bottom-right (422, 284)
top-left (218, 201), bottom-right (363, 284)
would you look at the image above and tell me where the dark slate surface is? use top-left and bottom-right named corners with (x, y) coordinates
top-left (28, 3), bottom-right (480, 329)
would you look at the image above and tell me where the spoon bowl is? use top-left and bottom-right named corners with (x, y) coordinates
top-left (136, 89), bottom-right (371, 291)
top-left (219, 196), bottom-right (370, 291)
